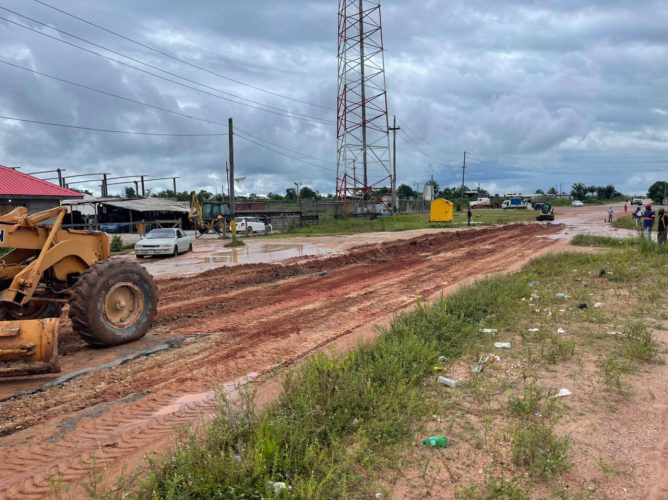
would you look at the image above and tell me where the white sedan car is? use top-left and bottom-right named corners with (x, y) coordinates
top-left (235, 217), bottom-right (272, 235)
top-left (571, 200), bottom-right (584, 207)
top-left (134, 228), bottom-right (193, 258)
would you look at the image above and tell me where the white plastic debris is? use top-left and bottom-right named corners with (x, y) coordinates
top-left (557, 327), bottom-right (566, 335)
top-left (528, 280), bottom-right (540, 287)
top-left (375, 493), bottom-right (383, 499)
top-left (438, 355), bottom-right (448, 362)
top-left (555, 388), bottom-right (572, 398)
top-left (530, 293), bottom-right (540, 300)
top-left (480, 328), bottom-right (497, 334)
top-left (437, 376), bottom-right (458, 388)
top-left (494, 342), bottom-right (511, 349)
top-left (268, 481), bottom-right (291, 493)
top-left (528, 328), bottom-right (540, 333)
top-left (555, 293), bottom-right (567, 299)
top-left (233, 455), bottom-right (242, 463)
top-left (594, 302), bottom-right (604, 309)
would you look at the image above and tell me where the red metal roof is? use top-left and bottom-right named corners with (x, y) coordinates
top-left (0, 165), bottom-right (83, 198)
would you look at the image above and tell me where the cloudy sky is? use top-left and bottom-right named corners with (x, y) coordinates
top-left (1, 0), bottom-right (667, 197)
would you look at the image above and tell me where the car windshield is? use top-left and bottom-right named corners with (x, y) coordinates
top-left (146, 229), bottom-right (175, 239)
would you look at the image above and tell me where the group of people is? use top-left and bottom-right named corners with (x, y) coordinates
top-left (631, 203), bottom-right (667, 244)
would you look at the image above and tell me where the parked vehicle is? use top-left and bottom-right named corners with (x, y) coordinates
top-left (470, 197), bottom-right (492, 209)
top-left (571, 200), bottom-right (584, 207)
top-left (501, 197), bottom-right (532, 209)
top-left (135, 228), bottom-right (192, 258)
top-left (631, 198), bottom-right (644, 206)
top-left (235, 217), bottom-right (272, 235)
top-left (101, 222), bottom-right (134, 234)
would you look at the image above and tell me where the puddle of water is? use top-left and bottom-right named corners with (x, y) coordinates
top-left (198, 243), bottom-right (331, 265)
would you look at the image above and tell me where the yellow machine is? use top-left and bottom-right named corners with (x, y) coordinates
top-left (188, 191), bottom-right (229, 238)
top-left (0, 206), bottom-right (158, 376)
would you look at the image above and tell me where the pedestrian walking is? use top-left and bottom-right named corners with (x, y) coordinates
top-left (607, 207), bottom-right (613, 223)
top-left (467, 207), bottom-right (472, 227)
top-left (624, 202), bottom-right (628, 214)
top-left (658, 208), bottom-right (668, 245)
top-left (643, 204), bottom-right (656, 242)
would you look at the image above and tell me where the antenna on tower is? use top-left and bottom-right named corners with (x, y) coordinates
top-left (336, 0), bottom-right (391, 202)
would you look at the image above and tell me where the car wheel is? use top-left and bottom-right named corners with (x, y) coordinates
top-left (136, 254), bottom-right (145, 259)
top-left (172, 246), bottom-right (178, 257)
top-left (246, 227), bottom-right (253, 235)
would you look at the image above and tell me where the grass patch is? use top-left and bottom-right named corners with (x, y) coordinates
top-left (612, 215), bottom-right (641, 231)
top-left (571, 234), bottom-right (637, 248)
top-left (509, 384), bottom-right (560, 422)
top-left (621, 322), bottom-right (661, 362)
top-left (456, 476), bottom-right (528, 499)
top-left (110, 235), bottom-right (123, 252)
top-left (224, 238), bottom-right (246, 248)
top-left (511, 423), bottom-right (571, 479)
top-left (272, 210), bottom-right (536, 237)
top-left (600, 355), bottom-right (632, 392)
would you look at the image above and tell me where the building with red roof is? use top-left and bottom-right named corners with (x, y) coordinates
top-left (0, 165), bottom-right (83, 215)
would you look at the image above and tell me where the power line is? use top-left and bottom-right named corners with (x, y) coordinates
top-left (235, 132), bottom-right (334, 173)
top-left (0, 57), bottom-right (230, 128)
top-left (0, 12), bottom-right (334, 126)
top-left (396, 118), bottom-right (463, 158)
top-left (32, 0), bottom-right (335, 111)
top-left (0, 57), bottom-right (335, 170)
top-left (0, 114), bottom-right (228, 136)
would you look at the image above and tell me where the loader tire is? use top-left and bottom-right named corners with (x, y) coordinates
top-left (69, 258), bottom-right (158, 347)
top-left (0, 301), bottom-right (63, 320)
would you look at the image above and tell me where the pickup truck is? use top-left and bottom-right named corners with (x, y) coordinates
top-left (470, 197), bottom-right (492, 208)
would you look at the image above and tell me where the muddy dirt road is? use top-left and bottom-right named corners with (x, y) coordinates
top-left (0, 224), bottom-right (565, 498)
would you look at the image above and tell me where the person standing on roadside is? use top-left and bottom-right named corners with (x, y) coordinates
top-left (467, 207), bottom-right (472, 226)
top-left (643, 204), bottom-right (656, 242)
top-left (624, 202), bottom-right (628, 214)
top-left (607, 207), bottom-right (613, 223)
top-left (634, 206), bottom-right (643, 227)
top-left (658, 208), bottom-right (668, 245)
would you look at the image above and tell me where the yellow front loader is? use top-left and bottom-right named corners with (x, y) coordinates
top-left (0, 207), bottom-right (158, 377)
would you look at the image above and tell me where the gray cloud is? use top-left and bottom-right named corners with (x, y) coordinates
top-left (0, 0), bottom-right (667, 197)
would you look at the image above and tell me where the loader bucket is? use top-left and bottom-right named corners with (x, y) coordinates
top-left (0, 319), bottom-right (60, 377)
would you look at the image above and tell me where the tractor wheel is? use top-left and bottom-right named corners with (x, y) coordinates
top-left (0, 300), bottom-right (63, 320)
top-left (69, 258), bottom-right (158, 347)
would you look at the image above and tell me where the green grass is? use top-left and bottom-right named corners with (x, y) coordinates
top-left (272, 210), bottom-right (537, 237)
top-left (224, 238), bottom-right (246, 248)
top-left (110, 235), bottom-right (123, 252)
top-left (133, 238), bottom-right (667, 499)
top-left (612, 215), bottom-right (641, 231)
top-left (511, 423), bottom-right (571, 479)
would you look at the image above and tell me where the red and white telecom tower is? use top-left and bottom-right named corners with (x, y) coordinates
top-left (336, 0), bottom-right (392, 201)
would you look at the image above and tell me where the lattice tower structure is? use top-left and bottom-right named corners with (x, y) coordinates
top-left (336, 0), bottom-right (391, 200)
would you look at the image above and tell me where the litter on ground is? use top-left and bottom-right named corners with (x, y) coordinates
top-left (437, 376), bottom-right (458, 388)
top-left (555, 388), bottom-right (573, 398)
top-left (494, 342), bottom-right (511, 349)
top-left (480, 328), bottom-right (497, 334)
top-left (528, 328), bottom-right (540, 333)
top-left (472, 353), bottom-right (501, 373)
top-left (557, 327), bottom-right (566, 335)
top-left (594, 302), bottom-right (604, 308)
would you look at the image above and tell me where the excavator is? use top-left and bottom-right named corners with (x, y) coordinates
top-left (0, 206), bottom-right (158, 377)
top-left (188, 191), bottom-right (229, 238)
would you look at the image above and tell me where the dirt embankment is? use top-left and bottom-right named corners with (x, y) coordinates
top-left (0, 223), bottom-right (563, 498)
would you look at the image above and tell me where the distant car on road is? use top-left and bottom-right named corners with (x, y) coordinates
top-left (631, 198), bottom-right (644, 206)
top-left (134, 228), bottom-right (192, 258)
top-left (571, 200), bottom-right (584, 207)
top-left (235, 217), bottom-right (272, 235)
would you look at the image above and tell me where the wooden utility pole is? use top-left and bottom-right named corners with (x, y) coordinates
top-left (459, 151), bottom-right (467, 210)
top-left (389, 115), bottom-right (400, 213)
top-left (228, 117), bottom-right (236, 239)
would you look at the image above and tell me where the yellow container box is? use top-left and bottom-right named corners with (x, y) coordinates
top-left (430, 198), bottom-right (453, 223)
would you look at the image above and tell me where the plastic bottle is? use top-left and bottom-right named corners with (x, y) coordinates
top-left (437, 376), bottom-right (457, 387)
top-left (422, 435), bottom-right (448, 448)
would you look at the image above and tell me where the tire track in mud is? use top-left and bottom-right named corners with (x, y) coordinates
top-left (0, 224), bottom-right (563, 498)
